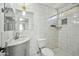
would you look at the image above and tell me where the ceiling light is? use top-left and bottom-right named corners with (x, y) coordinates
top-left (22, 11), bottom-right (26, 16)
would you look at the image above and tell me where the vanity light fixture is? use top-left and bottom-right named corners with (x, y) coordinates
top-left (21, 3), bottom-right (27, 16)
top-left (22, 11), bottom-right (26, 16)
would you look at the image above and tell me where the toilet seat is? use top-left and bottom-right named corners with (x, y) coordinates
top-left (41, 48), bottom-right (54, 56)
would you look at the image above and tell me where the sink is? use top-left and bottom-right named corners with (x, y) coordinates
top-left (7, 38), bottom-right (30, 47)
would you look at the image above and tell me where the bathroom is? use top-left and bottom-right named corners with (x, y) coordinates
top-left (0, 3), bottom-right (79, 56)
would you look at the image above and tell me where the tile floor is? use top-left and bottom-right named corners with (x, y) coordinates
top-left (53, 48), bottom-right (72, 56)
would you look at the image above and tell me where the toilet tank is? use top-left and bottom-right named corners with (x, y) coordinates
top-left (37, 39), bottom-right (47, 48)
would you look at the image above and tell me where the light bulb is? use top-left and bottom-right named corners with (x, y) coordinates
top-left (22, 11), bottom-right (26, 16)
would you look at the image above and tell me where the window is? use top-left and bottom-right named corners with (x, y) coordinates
top-left (62, 18), bottom-right (67, 25)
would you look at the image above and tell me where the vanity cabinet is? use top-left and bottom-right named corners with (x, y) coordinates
top-left (7, 40), bottom-right (30, 56)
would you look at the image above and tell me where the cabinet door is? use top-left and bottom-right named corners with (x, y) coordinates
top-left (8, 43), bottom-right (26, 56)
top-left (7, 41), bottom-right (30, 56)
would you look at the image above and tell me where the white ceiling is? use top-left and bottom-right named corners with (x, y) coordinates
top-left (39, 3), bottom-right (78, 9)
top-left (4, 3), bottom-right (79, 14)
top-left (41, 3), bottom-right (76, 8)
top-left (6, 3), bottom-right (79, 10)
top-left (5, 3), bottom-right (79, 9)
top-left (39, 3), bottom-right (79, 15)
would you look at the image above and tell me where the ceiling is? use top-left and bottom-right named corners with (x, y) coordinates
top-left (4, 3), bottom-right (79, 15)
top-left (4, 3), bottom-right (79, 9)
top-left (6, 3), bottom-right (78, 10)
top-left (39, 3), bottom-right (78, 9)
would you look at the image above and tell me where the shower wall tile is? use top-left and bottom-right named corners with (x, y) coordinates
top-left (59, 7), bottom-right (79, 55)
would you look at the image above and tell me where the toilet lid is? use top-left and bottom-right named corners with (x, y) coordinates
top-left (41, 48), bottom-right (54, 56)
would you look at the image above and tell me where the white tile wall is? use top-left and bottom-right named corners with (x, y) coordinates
top-left (0, 3), bottom-right (59, 55)
top-left (27, 4), bottom-right (58, 55)
top-left (1, 31), bottom-right (14, 48)
top-left (59, 6), bottom-right (79, 56)
top-left (0, 3), bottom-right (4, 47)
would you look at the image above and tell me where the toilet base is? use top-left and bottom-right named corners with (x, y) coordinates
top-left (41, 48), bottom-right (54, 56)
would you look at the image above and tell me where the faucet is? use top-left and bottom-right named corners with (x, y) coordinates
top-left (14, 32), bottom-right (20, 40)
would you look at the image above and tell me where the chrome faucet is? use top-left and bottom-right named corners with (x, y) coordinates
top-left (14, 32), bottom-right (20, 40)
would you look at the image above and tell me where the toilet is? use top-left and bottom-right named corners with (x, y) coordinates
top-left (37, 39), bottom-right (54, 56)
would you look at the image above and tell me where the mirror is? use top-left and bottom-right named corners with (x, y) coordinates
top-left (4, 16), bottom-right (15, 31)
top-left (19, 18), bottom-right (29, 31)
top-left (15, 9), bottom-right (33, 31)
